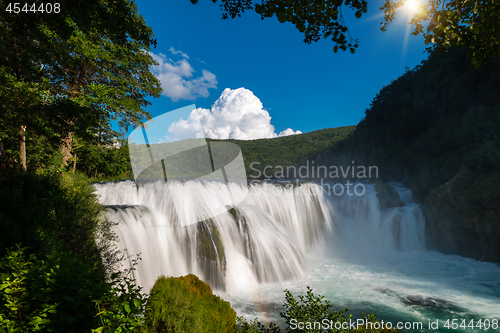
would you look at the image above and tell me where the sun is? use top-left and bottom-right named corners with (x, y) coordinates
top-left (405, 0), bottom-right (421, 12)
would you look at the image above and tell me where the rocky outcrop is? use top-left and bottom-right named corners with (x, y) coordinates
top-left (374, 181), bottom-right (405, 210)
top-left (424, 168), bottom-right (500, 263)
top-left (195, 219), bottom-right (226, 290)
top-left (226, 207), bottom-right (255, 264)
top-left (179, 218), bottom-right (227, 291)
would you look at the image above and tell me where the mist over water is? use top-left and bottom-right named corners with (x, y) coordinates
top-left (95, 180), bottom-right (500, 332)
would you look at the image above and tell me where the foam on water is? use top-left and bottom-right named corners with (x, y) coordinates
top-left (223, 250), bottom-right (500, 331)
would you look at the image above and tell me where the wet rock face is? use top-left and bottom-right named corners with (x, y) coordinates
top-left (227, 207), bottom-right (254, 264)
top-left (194, 219), bottom-right (226, 290)
top-left (375, 182), bottom-right (405, 210)
top-left (424, 168), bottom-right (500, 264)
top-left (400, 295), bottom-right (469, 314)
top-left (401, 295), bottom-right (448, 307)
top-left (104, 204), bottom-right (136, 212)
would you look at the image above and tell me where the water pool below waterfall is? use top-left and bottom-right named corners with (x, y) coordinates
top-left (223, 251), bottom-right (500, 331)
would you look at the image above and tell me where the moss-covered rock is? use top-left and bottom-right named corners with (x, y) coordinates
top-left (374, 181), bottom-right (405, 210)
top-left (424, 168), bottom-right (500, 263)
top-left (144, 274), bottom-right (235, 333)
top-left (226, 206), bottom-right (238, 220)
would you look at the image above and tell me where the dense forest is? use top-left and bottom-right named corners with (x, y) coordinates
top-left (216, 126), bottom-right (356, 179)
top-left (0, 126), bottom-right (355, 181)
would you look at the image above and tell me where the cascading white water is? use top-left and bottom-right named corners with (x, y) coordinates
top-left (95, 180), bottom-right (425, 293)
top-left (328, 183), bottom-right (425, 253)
top-left (95, 180), bottom-right (500, 332)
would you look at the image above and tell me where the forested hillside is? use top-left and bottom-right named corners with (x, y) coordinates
top-left (34, 126), bottom-right (354, 181)
top-left (325, 47), bottom-right (500, 263)
top-left (341, 48), bottom-right (500, 197)
top-left (217, 126), bottom-right (355, 179)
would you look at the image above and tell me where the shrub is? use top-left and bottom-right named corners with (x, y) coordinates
top-left (280, 286), bottom-right (353, 333)
top-left (0, 248), bottom-right (150, 333)
top-left (92, 255), bottom-right (149, 333)
top-left (0, 170), bottom-right (104, 258)
top-left (143, 274), bottom-right (235, 333)
top-left (0, 246), bottom-right (108, 332)
top-left (236, 316), bottom-right (280, 333)
top-left (236, 287), bottom-right (398, 333)
top-left (0, 169), bottom-right (146, 333)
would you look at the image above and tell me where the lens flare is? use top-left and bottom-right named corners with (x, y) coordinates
top-left (406, 0), bottom-right (420, 11)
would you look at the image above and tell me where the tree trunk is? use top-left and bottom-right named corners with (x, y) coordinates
top-left (73, 152), bottom-right (77, 173)
top-left (20, 125), bottom-right (26, 170)
top-left (60, 131), bottom-right (73, 167)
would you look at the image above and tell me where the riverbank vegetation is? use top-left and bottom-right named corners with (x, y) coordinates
top-left (1, 126), bottom-right (354, 181)
top-left (144, 274), bottom-right (236, 333)
top-left (0, 170), bottom-right (146, 332)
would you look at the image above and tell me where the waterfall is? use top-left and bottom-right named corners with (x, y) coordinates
top-left (328, 183), bottom-right (425, 253)
top-left (95, 180), bottom-right (425, 293)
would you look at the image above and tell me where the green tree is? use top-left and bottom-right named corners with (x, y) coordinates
top-left (0, 0), bottom-right (161, 168)
top-left (195, 0), bottom-right (366, 53)
top-left (381, 0), bottom-right (500, 67)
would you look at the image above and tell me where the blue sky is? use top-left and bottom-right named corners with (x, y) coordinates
top-left (133, 0), bottom-right (428, 139)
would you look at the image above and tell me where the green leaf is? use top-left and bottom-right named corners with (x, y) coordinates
top-left (277, 12), bottom-right (287, 23)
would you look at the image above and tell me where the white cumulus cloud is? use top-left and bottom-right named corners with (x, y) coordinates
top-left (168, 87), bottom-right (301, 140)
top-left (150, 48), bottom-right (217, 102)
top-left (278, 128), bottom-right (302, 137)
